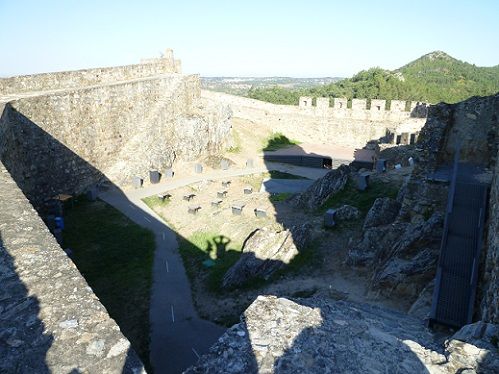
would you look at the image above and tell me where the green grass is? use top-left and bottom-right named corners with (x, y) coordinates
top-left (262, 132), bottom-right (301, 151)
top-left (178, 231), bottom-right (243, 293)
top-left (266, 170), bottom-right (310, 180)
top-left (269, 192), bottom-right (293, 202)
top-left (227, 129), bottom-right (242, 154)
top-left (62, 199), bottom-right (155, 371)
top-left (321, 179), bottom-right (400, 215)
top-left (142, 195), bottom-right (170, 209)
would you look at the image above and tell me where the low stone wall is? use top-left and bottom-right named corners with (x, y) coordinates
top-left (0, 162), bottom-right (144, 373)
top-left (0, 74), bottom-right (231, 209)
top-left (202, 90), bottom-right (426, 149)
top-left (0, 56), bottom-right (180, 95)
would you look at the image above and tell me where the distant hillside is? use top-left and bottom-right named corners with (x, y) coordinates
top-left (243, 51), bottom-right (499, 105)
top-left (201, 76), bottom-right (342, 96)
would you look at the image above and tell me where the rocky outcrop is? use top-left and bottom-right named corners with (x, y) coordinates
top-left (222, 224), bottom-right (312, 289)
top-left (363, 197), bottom-right (401, 229)
top-left (291, 165), bottom-right (350, 210)
top-left (334, 204), bottom-right (360, 221)
top-left (481, 149), bottom-right (499, 324)
top-left (186, 295), bottom-right (499, 373)
top-left (348, 94), bottom-right (499, 304)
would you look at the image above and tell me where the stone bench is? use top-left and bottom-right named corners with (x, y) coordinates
top-left (157, 193), bottom-right (172, 201)
top-left (211, 199), bottom-right (223, 208)
top-left (194, 163), bottom-right (203, 174)
top-left (244, 186), bottom-right (253, 195)
top-left (132, 176), bottom-right (143, 189)
top-left (188, 205), bottom-right (202, 214)
top-left (324, 208), bottom-right (336, 228)
top-left (355, 173), bottom-right (370, 191)
top-left (375, 159), bottom-right (387, 173)
top-left (254, 208), bottom-right (267, 218)
top-left (231, 203), bottom-right (245, 215)
top-left (183, 194), bottom-right (196, 201)
top-left (217, 190), bottom-right (228, 198)
top-left (149, 170), bottom-right (161, 184)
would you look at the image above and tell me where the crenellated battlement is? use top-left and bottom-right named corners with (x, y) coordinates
top-left (298, 96), bottom-right (429, 118)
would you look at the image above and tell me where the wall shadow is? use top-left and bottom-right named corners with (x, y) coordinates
top-left (0, 231), bottom-right (53, 374)
top-left (0, 105), bottom-right (148, 372)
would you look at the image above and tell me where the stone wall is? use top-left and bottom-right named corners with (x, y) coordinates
top-left (203, 90), bottom-right (426, 148)
top-left (481, 149), bottom-right (499, 323)
top-left (0, 162), bottom-right (144, 373)
top-left (0, 53), bottom-right (180, 96)
top-left (0, 74), bottom-right (231, 209)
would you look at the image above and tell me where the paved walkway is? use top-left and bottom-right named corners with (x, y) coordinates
top-left (99, 162), bottom-right (327, 373)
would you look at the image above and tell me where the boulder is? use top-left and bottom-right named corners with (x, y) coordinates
top-left (334, 204), bottom-right (360, 221)
top-left (408, 279), bottom-right (435, 320)
top-left (371, 212), bottom-right (444, 297)
top-left (363, 197), bottom-right (401, 229)
top-left (222, 224), bottom-right (312, 288)
top-left (291, 165), bottom-right (350, 210)
top-left (186, 296), bottom-right (499, 373)
top-left (346, 223), bottom-right (408, 266)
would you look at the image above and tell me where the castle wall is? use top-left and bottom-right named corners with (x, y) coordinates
top-left (204, 91), bottom-right (426, 149)
top-left (0, 74), bottom-right (231, 208)
top-left (0, 161), bottom-right (144, 373)
top-left (0, 56), bottom-right (180, 96)
top-left (482, 149), bottom-right (499, 323)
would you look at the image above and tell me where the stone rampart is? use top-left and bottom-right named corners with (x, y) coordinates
top-left (0, 52), bottom-right (180, 96)
top-left (0, 73), bottom-right (230, 209)
top-left (0, 162), bottom-right (144, 373)
top-left (203, 90), bottom-right (426, 148)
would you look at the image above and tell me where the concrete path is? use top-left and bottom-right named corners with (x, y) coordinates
top-left (99, 162), bottom-right (328, 373)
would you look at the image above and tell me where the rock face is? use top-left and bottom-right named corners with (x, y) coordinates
top-left (222, 224), bottom-right (312, 289)
top-left (347, 94), bottom-right (499, 304)
top-left (481, 149), bottom-right (499, 324)
top-left (291, 165), bottom-right (350, 210)
top-left (333, 204), bottom-right (360, 221)
top-left (363, 197), bottom-right (401, 229)
top-left (185, 295), bottom-right (499, 374)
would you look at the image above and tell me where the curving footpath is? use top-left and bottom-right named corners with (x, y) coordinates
top-left (99, 163), bottom-right (328, 373)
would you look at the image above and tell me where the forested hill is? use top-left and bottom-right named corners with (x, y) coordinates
top-left (246, 51), bottom-right (499, 105)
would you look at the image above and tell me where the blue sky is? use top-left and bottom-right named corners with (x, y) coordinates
top-left (0, 0), bottom-right (498, 77)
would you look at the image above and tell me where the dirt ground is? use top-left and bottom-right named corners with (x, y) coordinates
top-left (144, 167), bottom-right (413, 326)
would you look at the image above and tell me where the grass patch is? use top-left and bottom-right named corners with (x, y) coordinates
top-left (266, 170), bottom-right (310, 180)
top-left (269, 192), bottom-right (293, 202)
top-left (178, 231), bottom-right (243, 293)
top-left (62, 199), bottom-right (155, 371)
top-left (142, 195), bottom-right (170, 209)
top-left (262, 132), bottom-right (301, 151)
top-left (227, 128), bottom-right (242, 154)
top-left (321, 179), bottom-right (400, 215)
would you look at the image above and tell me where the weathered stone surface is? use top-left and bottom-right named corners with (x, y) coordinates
top-left (0, 163), bottom-right (145, 373)
top-left (346, 223), bottom-right (408, 266)
top-left (291, 165), bottom-right (350, 210)
top-left (408, 280), bottom-right (435, 320)
top-left (363, 197), bottom-right (401, 229)
top-left (333, 204), bottom-right (360, 221)
top-left (203, 90), bottom-right (427, 150)
top-left (481, 149), bottom-right (499, 324)
top-left (186, 295), bottom-right (499, 373)
top-left (222, 224), bottom-right (312, 288)
top-left (0, 66), bottom-right (231, 209)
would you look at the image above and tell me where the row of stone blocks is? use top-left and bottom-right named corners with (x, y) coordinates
top-left (131, 159), bottom-right (256, 188)
top-left (298, 96), bottom-right (428, 112)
